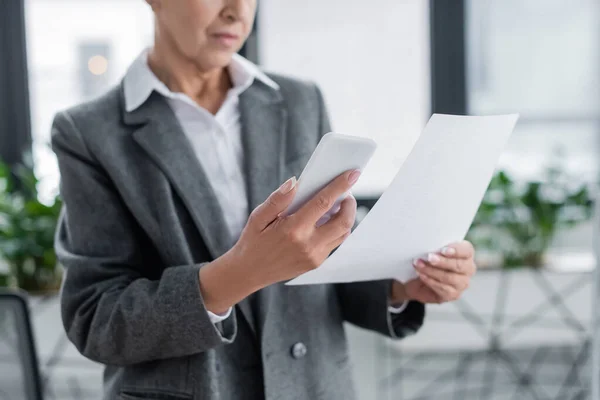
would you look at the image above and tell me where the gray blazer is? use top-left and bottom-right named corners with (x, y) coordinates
top-left (52, 73), bottom-right (425, 400)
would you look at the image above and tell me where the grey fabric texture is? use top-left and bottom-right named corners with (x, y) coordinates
top-left (53, 73), bottom-right (425, 400)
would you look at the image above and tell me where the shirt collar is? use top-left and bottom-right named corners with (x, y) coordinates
top-left (123, 50), bottom-right (279, 113)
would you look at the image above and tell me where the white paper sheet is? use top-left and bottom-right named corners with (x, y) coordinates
top-left (287, 113), bottom-right (519, 285)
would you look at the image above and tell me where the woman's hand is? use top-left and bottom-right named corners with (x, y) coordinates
top-left (200, 170), bottom-right (360, 314)
top-left (390, 241), bottom-right (476, 305)
top-left (233, 170), bottom-right (359, 288)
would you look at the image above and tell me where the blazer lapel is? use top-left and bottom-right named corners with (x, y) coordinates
top-left (240, 83), bottom-right (287, 210)
top-left (238, 83), bottom-right (287, 340)
top-left (125, 92), bottom-right (233, 261)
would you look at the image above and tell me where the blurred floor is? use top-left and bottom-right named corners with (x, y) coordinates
top-left (351, 268), bottom-right (593, 400)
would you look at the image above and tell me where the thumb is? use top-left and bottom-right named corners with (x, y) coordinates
top-left (249, 176), bottom-right (297, 231)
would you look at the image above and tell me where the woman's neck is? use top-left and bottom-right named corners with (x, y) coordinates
top-left (147, 34), bottom-right (231, 114)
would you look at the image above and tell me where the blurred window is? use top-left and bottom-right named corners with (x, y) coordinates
top-left (466, 0), bottom-right (600, 181)
top-left (25, 0), bottom-right (154, 201)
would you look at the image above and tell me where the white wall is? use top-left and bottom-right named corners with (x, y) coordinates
top-left (259, 0), bottom-right (431, 197)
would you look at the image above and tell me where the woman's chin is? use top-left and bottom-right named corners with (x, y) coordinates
top-left (196, 50), bottom-right (238, 70)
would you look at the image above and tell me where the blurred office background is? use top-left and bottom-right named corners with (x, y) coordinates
top-left (0, 0), bottom-right (599, 399)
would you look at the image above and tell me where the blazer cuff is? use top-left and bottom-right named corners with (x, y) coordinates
top-left (387, 300), bottom-right (426, 339)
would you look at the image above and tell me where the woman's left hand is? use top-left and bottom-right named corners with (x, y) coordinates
top-left (391, 241), bottom-right (477, 304)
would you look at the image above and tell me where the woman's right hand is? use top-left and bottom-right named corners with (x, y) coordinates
top-left (232, 169), bottom-right (360, 288)
top-left (199, 170), bottom-right (360, 314)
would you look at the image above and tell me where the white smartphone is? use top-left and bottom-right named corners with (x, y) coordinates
top-left (284, 132), bottom-right (377, 218)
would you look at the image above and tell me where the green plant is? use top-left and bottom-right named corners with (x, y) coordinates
top-left (466, 157), bottom-right (594, 268)
top-left (0, 156), bottom-right (62, 292)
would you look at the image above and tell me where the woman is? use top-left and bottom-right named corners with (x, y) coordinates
top-left (53, 1), bottom-right (476, 399)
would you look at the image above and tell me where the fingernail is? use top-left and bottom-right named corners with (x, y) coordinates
top-left (428, 253), bottom-right (441, 265)
top-left (442, 247), bottom-right (456, 256)
top-left (413, 259), bottom-right (423, 269)
top-left (348, 170), bottom-right (361, 185)
top-left (279, 176), bottom-right (296, 194)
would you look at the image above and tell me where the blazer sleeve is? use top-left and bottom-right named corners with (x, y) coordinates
top-left (52, 111), bottom-right (236, 366)
top-left (312, 84), bottom-right (426, 339)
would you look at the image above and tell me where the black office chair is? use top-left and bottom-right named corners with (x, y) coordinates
top-left (0, 289), bottom-right (44, 400)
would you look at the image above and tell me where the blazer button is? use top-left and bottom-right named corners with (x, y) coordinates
top-left (291, 342), bottom-right (307, 359)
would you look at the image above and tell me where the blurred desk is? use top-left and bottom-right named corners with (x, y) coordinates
top-left (377, 267), bottom-right (594, 400)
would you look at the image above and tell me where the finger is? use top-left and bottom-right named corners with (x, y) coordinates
top-left (326, 230), bottom-right (352, 252)
top-left (440, 240), bottom-right (475, 260)
top-left (248, 176), bottom-right (297, 231)
top-left (413, 260), bottom-right (469, 291)
top-left (293, 169), bottom-right (360, 226)
top-left (316, 194), bottom-right (357, 241)
top-left (421, 253), bottom-right (476, 276)
top-left (417, 272), bottom-right (459, 301)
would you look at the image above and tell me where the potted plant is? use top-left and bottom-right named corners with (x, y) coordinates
top-left (0, 156), bottom-right (62, 293)
top-left (466, 156), bottom-right (594, 269)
